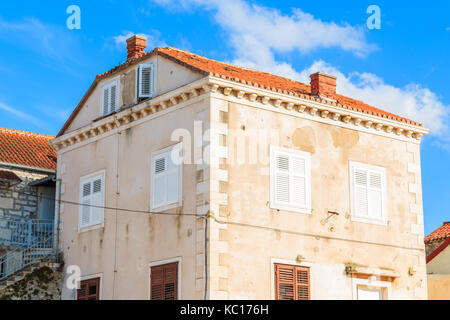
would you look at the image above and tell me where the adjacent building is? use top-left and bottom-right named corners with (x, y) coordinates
top-left (0, 128), bottom-right (56, 222)
top-left (425, 222), bottom-right (450, 299)
top-left (0, 128), bottom-right (57, 286)
top-left (51, 35), bottom-right (429, 300)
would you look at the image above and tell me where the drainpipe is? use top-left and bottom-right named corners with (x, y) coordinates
top-left (52, 176), bottom-right (62, 255)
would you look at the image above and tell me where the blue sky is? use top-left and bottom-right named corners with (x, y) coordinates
top-left (0, 1), bottom-right (449, 234)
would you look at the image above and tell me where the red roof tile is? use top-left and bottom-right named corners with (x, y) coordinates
top-left (0, 169), bottom-right (21, 182)
top-left (425, 221), bottom-right (450, 243)
top-left (58, 46), bottom-right (422, 136)
top-left (0, 128), bottom-right (56, 171)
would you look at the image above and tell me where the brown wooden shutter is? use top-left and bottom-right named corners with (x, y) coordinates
top-left (150, 262), bottom-right (178, 300)
top-left (275, 263), bottom-right (310, 300)
top-left (77, 277), bottom-right (100, 300)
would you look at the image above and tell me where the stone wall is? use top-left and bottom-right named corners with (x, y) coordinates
top-left (0, 168), bottom-right (48, 219)
top-left (0, 265), bottom-right (63, 300)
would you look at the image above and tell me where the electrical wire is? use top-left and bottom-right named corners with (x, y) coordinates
top-left (14, 190), bottom-right (202, 217)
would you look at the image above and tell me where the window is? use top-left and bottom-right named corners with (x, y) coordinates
top-left (274, 263), bottom-right (310, 300)
top-left (79, 171), bottom-right (105, 230)
top-left (349, 161), bottom-right (387, 224)
top-left (151, 143), bottom-right (182, 210)
top-left (138, 63), bottom-right (154, 98)
top-left (357, 285), bottom-right (383, 300)
top-left (270, 146), bottom-right (311, 214)
top-left (77, 278), bottom-right (100, 300)
top-left (102, 79), bottom-right (119, 115)
top-left (150, 262), bottom-right (178, 300)
top-left (352, 278), bottom-right (390, 300)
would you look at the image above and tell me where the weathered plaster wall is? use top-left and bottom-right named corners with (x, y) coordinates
top-left (207, 98), bottom-right (427, 299)
top-left (66, 56), bottom-right (202, 134)
top-left (59, 97), bottom-right (209, 300)
top-left (427, 274), bottom-right (450, 299)
top-left (427, 245), bottom-right (450, 275)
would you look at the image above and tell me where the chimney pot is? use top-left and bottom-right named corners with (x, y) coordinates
top-left (310, 72), bottom-right (337, 99)
top-left (126, 35), bottom-right (147, 60)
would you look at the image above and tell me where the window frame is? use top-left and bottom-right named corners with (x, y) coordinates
top-left (150, 143), bottom-right (183, 211)
top-left (269, 145), bottom-right (312, 214)
top-left (138, 63), bottom-right (154, 98)
top-left (78, 169), bottom-right (105, 232)
top-left (349, 161), bottom-right (387, 225)
top-left (148, 257), bottom-right (182, 300)
top-left (101, 77), bottom-right (119, 116)
top-left (352, 277), bottom-right (391, 300)
top-left (76, 273), bottom-right (102, 300)
top-left (271, 258), bottom-right (312, 300)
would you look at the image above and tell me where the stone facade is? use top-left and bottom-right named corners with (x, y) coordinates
top-left (0, 168), bottom-right (47, 220)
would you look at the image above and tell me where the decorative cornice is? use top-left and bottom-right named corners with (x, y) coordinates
top-left (206, 76), bottom-right (429, 142)
top-left (51, 74), bottom-right (429, 152)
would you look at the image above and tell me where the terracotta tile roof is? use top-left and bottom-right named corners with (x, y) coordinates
top-left (0, 169), bottom-right (21, 182)
top-left (58, 46), bottom-right (422, 136)
top-left (424, 222), bottom-right (450, 243)
top-left (0, 128), bottom-right (56, 171)
top-left (157, 47), bottom-right (421, 126)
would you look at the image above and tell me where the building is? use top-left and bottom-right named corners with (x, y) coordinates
top-left (0, 128), bottom-right (57, 288)
top-left (425, 222), bottom-right (450, 299)
top-left (51, 35), bottom-right (429, 300)
top-left (0, 128), bottom-right (56, 221)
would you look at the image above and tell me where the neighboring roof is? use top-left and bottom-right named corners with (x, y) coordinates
top-left (0, 128), bottom-right (56, 171)
top-left (425, 221), bottom-right (450, 243)
top-left (0, 169), bottom-right (21, 182)
top-left (57, 46), bottom-right (422, 137)
top-left (427, 237), bottom-right (450, 263)
top-left (29, 175), bottom-right (55, 187)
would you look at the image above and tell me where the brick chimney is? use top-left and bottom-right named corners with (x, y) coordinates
top-left (126, 35), bottom-right (147, 60)
top-left (310, 72), bottom-right (337, 99)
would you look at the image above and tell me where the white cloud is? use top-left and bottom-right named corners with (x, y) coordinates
top-left (0, 102), bottom-right (45, 128)
top-left (152, 0), bottom-right (449, 138)
top-left (153, 0), bottom-right (375, 58)
top-left (298, 61), bottom-right (448, 135)
top-left (113, 30), bottom-right (167, 49)
top-left (0, 17), bottom-right (80, 64)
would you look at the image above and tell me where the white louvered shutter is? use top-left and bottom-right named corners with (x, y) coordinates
top-left (291, 156), bottom-right (306, 207)
top-left (354, 169), bottom-right (369, 217)
top-left (271, 147), bottom-right (311, 212)
top-left (351, 163), bottom-right (386, 220)
top-left (152, 144), bottom-right (182, 209)
top-left (153, 156), bottom-right (167, 208)
top-left (139, 64), bottom-right (153, 98)
top-left (91, 178), bottom-right (103, 224)
top-left (103, 87), bottom-right (110, 115)
top-left (166, 148), bottom-right (181, 204)
top-left (81, 182), bottom-right (91, 227)
top-left (275, 153), bottom-right (290, 204)
top-left (368, 172), bottom-right (383, 218)
top-left (110, 83), bottom-right (117, 113)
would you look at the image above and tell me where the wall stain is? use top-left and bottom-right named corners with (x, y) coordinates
top-left (292, 126), bottom-right (316, 153)
top-left (121, 70), bottom-right (136, 107)
top-left (330, 127), bottom-right (359, 164)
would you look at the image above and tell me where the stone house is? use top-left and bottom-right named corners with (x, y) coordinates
top-left (51, 35), bottom-right (429, 300)
top-left (0, 128), bottom-right (56, 221)
top-left (425, 222), bottom-right (450, 299)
